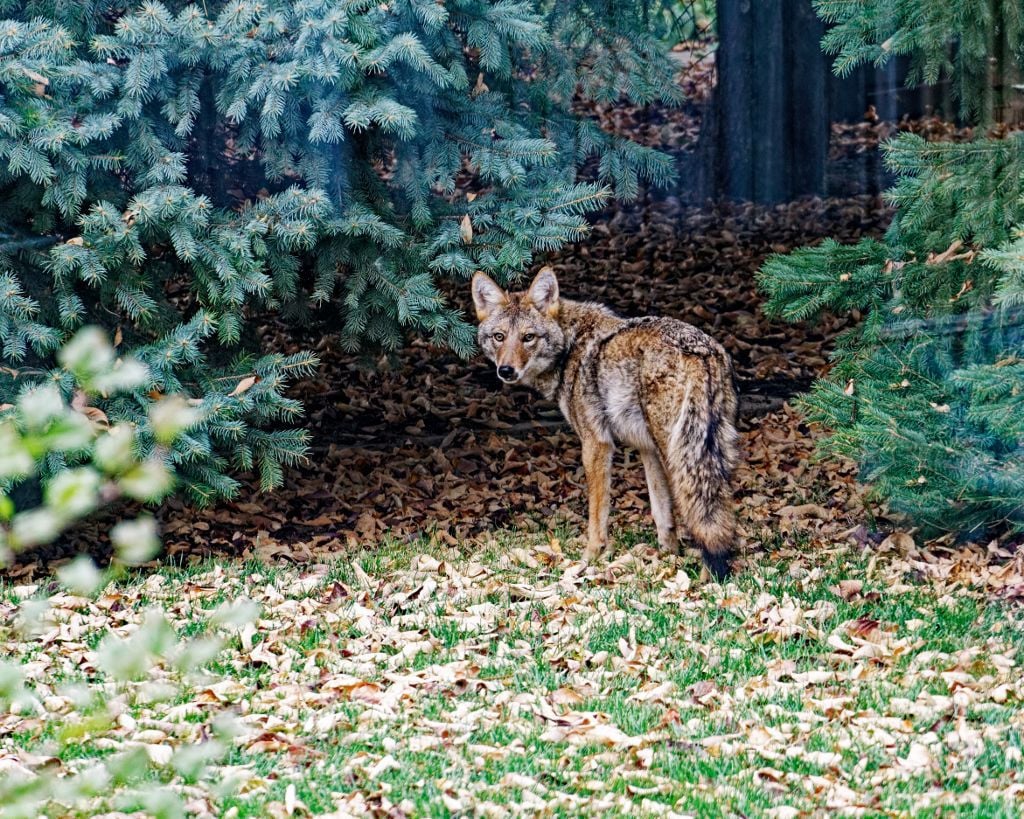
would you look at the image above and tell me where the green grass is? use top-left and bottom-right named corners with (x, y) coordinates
top-left (2, 528), bottom-right (1023, 816)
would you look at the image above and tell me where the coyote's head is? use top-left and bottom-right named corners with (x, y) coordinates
top-left (471, 267), bottom-right (565, 385)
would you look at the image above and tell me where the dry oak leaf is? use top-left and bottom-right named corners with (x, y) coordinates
top-left (195, 680), bottom-right (248, 703)
top-left (549, 686), bottom-right (586, 706)
top-left (879, 531), bottom-right (916, 553)
top-left (246, 732), bottom-right (323, 759)
top-left (539, 721), bottom-right (643, 749)
top-left (832, 579), bottom-right (863, 600)
top-left (225, 375), bottom-right (260, 397)
top-left (897, 742), bottom-right (936, 773)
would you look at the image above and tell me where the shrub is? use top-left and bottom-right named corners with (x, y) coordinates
top-left (0, 0), bottom-right (680, 503)
top-left (759, 1), bottom-right (1024, 536)
top-left (0, 327), bottom-right (257, 816)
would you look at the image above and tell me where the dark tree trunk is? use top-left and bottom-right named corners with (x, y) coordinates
top-left (829, 56), bottom-right (956, 123)
top-left (700, 0), bottom-right (828, 203)
top-left (698, 0), bottom-right (960, 203)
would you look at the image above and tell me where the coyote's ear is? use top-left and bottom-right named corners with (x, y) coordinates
top-left (471, 271), bottom-right (507, 321)
top-left (527, 266), bottom-right (559, 317)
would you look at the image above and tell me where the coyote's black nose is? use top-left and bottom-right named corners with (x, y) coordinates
top-left (497, 365), bottom-right (517, 381)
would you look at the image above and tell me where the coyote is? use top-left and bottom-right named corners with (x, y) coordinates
top-left (472, 266), bottom-right (739, 578)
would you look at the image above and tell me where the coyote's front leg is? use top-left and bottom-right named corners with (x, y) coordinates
top-left (580, 436), bottom-right (613, 562)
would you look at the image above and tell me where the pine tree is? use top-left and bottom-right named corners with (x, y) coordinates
top-left (759, 1), bottom-right (1024, 536)
top-left (0, 0), bottom-right (681, 503)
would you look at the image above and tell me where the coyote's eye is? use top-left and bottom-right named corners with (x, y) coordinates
top-left (492, 332), bottom-right (505, 342)
top-left (522, 333), bottom-right (536, 343)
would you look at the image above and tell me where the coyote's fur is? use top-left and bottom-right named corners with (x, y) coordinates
top-left (472, 266), bottom-right (739, 578)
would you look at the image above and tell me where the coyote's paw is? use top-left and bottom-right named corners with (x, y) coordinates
top-left (580, 541), bottom-right (607, 563)
top-left (656, 531), bottom-right (679, 554)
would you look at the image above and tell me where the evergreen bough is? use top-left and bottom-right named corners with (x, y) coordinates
top-left (0, 0), bottom-right (680, 503)
top-left (760, 1), bottom-right (1024, 537)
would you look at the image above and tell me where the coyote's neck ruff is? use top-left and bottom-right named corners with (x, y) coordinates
top-left (472, 266), bottom-right (739, 579)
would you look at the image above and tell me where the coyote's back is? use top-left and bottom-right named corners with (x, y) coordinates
top-left (472, 267), bottom-right (739, 578)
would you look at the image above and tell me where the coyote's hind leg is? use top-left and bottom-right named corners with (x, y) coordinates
top-left (640, 449), bottom-right (678, 553)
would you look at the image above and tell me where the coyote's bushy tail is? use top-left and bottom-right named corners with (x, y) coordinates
top-left (662, 353), bottom-right (739, 579)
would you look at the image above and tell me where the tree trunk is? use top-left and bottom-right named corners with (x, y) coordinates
top-left (700, 0), bottom-right (828, 203)
top-left (829, 55), bottom-right (956, 124)
top-left (699, 0), bottom-right (959, 203)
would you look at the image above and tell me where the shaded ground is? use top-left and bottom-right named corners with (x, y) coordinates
top-left (145, 194), bottom-right (893, 567)
top-left (10, 83), bottom-right (1022, 578)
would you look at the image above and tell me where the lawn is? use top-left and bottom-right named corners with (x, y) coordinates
top-left (2, 530), bottom-right (1022, 817)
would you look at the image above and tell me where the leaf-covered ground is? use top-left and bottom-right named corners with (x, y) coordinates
top-left (144, 194), bottom-right (893, 566)
top-left (3, 531), bottom-right (1024, 817)
top-left (17, 103), bottom-right (1014, 577)
top-left (5, 81), bottom-right (1024, 815)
